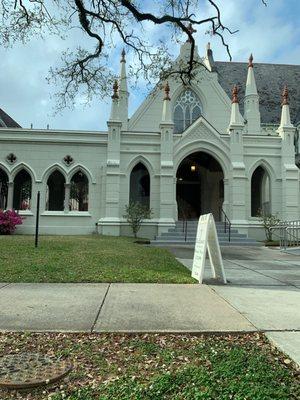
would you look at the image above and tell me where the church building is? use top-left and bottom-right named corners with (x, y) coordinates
top-left (0, 38), bottom-right (299, 240)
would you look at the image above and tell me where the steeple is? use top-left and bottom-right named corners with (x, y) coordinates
top-left (244, 54), bottom-right (261, 134)
top-left (118, 49), bottom-right (129, 130)
top-left (277, 85), bottom-right (296, 169)
top-left (109, 80), bottom-right (120, 122)
top-left (228, 85), bottom-right (244, 128)
top-left (245, 54), bottom-right (257, 96)
top-left (161, 82), bottom-right (173, 124)
top-left (279, 85), bottom-right (293, 128)
top-left (119, 48), bottom-right (128, 92)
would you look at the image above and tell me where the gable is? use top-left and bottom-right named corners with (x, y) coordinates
top-left (174, 116), bottom-right (230, 154)
top-left (0, 108), bottom-right (21, 128)
top-left (128, 68), bottom-right (233, 134)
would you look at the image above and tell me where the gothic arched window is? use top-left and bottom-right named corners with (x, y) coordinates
top-left (251, 166), bottom-right (271, 217)
top-left (46, 170), bottom-right (65, 211)
top-left (130, 163), bottom-right (150, 208)
top-left (0, 169), bottom-right (8, 210)
top-left (174, 89), bottom-right (202, 134)
top-left (13, 169), bottom-right (32, 210)
top-left (70, 171), bottom-right (89, 211)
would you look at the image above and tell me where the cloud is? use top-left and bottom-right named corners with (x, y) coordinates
top-left (0, 0), bottom-right (299, 131)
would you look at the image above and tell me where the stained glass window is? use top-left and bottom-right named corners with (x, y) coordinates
top-left (173, 89), bottom-right (202, 134)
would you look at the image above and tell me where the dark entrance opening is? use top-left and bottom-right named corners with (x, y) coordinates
top-left (251, 166), bottom-right (270, 216)
top-left (129, 163), bottom-right (150, 208)
top-left (176, 152), bottom-right (224, 220)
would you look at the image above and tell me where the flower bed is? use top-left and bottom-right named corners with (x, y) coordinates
top-left (0, 210), bottom-right (23, 235)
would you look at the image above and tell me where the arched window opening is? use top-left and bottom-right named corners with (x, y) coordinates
top-left (13, 169), bottom-right (32, 210)
top-left (70, 171), bottom-right (89, 211)
top-left (251, 166), bottom-right (270, 217)
top-left (129, 163), bottom-right (150, 208)
top-left (0, 169), bottom-right (8, 210)
top-left (46, 170), bottom-right (65, 211)
top-left (173, 89), bottom-right (202, 134)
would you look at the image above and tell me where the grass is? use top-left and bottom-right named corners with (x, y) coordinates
top-left (0, 235), bottom-right (194, 283)
top-left (0, 332), bottom-right (298, 400)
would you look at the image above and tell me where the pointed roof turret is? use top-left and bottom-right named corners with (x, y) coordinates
top-left (119, 49), bottom-right (127, 92)
top-left (229, 85), bottom-right (244, 127)
top-left (119, 48), bottom-right (128, 93)
top-left (279, 85), bottom-right (293, 128)
top-left (245, 53), bottom-right (258, 96)
top-left (118, 48), bottom-right (129, 129)
top-left (161, 82), bottom-right (173, 124)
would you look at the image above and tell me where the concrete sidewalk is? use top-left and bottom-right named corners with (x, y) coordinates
top-left (0, 282), bottom-right (254, 333)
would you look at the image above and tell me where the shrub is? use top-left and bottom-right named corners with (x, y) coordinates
top-left (124, 202), bottom-right (153, 238)
top-left (257, 209), bottom-right (281, 242)
top-left (0, 209), bottom-right (23, 235)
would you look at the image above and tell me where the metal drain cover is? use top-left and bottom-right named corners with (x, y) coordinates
top-left (0, 353), bottom-right (72, 389)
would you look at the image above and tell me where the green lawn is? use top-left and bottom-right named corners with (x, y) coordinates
top-left (0, 332), bottom-right (298, 400)
top-left (0, 235), bottom-right (194, 283)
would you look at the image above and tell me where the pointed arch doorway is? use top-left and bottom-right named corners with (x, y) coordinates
top-left (176, 152), bottom-right (224, 220)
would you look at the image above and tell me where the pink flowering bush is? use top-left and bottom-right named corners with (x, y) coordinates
top-left (0, 210), bottom-right (23, 235)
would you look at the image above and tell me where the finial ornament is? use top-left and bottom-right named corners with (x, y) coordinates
top-left (207, 42), bottom-right (211, 50)
top-left (164, 82), bottom-right (171, 100)
top-left (112, 80), bottom-right (119, 99)
top-left (248, 53), bottom-right (253, 68)
top-left (232, 85), bottom-right (239, 104)
top-left (121, 48), bottom-right (126, 63)
top-left (282, 85), bottom-right (289, 106)
top-left (186, 23), bottom-right (197, 43)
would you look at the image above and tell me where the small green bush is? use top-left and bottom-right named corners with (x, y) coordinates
top-left (124, 202), bottom-right (153, 238)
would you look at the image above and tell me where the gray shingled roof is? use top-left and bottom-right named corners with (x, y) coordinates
top-left (0, 108), bottom-right (21, 128)
top-left (215, 61), bottom-right (300, 125)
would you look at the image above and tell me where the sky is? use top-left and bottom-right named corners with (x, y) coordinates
top-left (0, 0), bottom-right (300, 131)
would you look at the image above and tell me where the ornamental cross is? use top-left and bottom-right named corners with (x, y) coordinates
top-left (186, 23), bottom-right (197, 43)
top-left (6, 153), bottom-right (17, 164)
top-left (64, 155), bottom-right (74, 166)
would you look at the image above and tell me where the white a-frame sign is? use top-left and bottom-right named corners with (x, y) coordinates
top-left (192, 213), bottom-right (227, 284)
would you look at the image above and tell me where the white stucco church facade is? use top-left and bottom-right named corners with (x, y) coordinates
top-left (0, 38), bottom-right (300, 240)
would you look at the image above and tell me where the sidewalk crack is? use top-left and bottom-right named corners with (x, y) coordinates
top-left (90, 283), bottom-right (111, 333)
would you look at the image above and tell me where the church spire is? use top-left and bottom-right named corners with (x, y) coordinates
top-left (244, 53), bottom-right (261, 134)
top-left (118, 48), bottom-right (129, 130)
top-left (245, 53), bottom-right (258, 96)
top-left (119, 48), bottom-right (128, 93)
top-left (279, 85), bottom-right (293, 128)
top-left (161, 82), bottom-right (173, 124)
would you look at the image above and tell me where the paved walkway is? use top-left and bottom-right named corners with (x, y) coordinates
top-left (0, 282), bottom-right (254, 333)
top-left (175, 245), bottom-right (300, 366)
top-left (0, 246), bottom-right (299, 365)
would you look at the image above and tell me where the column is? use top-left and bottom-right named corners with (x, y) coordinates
top-left (64, 183), bottom-right (70, 212)
top-left (7, 181), bottom-right (14, 209)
